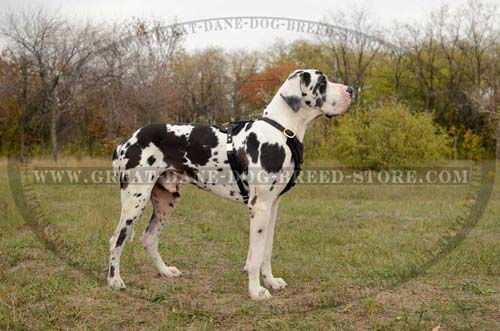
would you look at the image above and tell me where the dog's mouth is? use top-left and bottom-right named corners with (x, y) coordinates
top-left (325, 112), bottom-right (345, 119)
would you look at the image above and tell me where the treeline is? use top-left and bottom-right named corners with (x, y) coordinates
top-left (0, 1), bottom-right (499, 162)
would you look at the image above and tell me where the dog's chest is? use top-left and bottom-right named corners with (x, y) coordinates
top-left (190, 122), bottom-right (292, 202)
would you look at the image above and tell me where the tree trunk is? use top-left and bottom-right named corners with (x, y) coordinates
top-left (19, 115), bottom-right (25, 163)
top-left (496, 117), bottom-right (500, 161)
top-left (50, 106), bottom-right (58, 162)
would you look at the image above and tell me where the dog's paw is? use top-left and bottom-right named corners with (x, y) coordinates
top-left (159, 265), bottom-right (182, 277)
top-left (108, 277), bottom-right (126, 290)
top-left (249, 286), bottom-right (273, 300)
top-left (264, 277), bottom-right (288, 290)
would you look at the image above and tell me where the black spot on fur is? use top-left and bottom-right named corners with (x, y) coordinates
top-left (115, 227), bottom-right (127, 247)
top-left (250, 196), bottom-right (257, 205)
top-left (217, 168), bottom-right (223, 172)
top-left (269, 179), bottom-right (277, 191)
top-left (229, 191), bottom-right (235, 196)
top-left (133, 193), bottom-right (142, 197)
top-left (302, 72), bottom-right (311, 86)
top-left (147, 155), bottom-right (156, 166)
top-left (123, 124), bottom-right (196, 178)
top-left (305, 100), bottom-right (311, 106)
top-left (124, 144), bottom-right (142, 170)
top-left (120, 174), bottom-right (129, 190)
top-left (163, 129), bottom-right (188, 163)
top-left (281, 95), bottom-right (301, 112)
top-left (258, 229), bottom-right (263, 233)
top-left (313, 74), bottom-right (327, 95)
top-left (315, 98), bottom-right (324, 107)
top-left (245, 122), bottom-right (253, 131)
top-left (126, 219), bottom-right (133, 225)
top-left (236, 148), bottom-right (249, 174)
top-left (112, 148), bottom-right (118, 161)
top-left (246, 133), bottom-right (260, 163)
top-left (186, 126), bottom-right (219, 166)
top-left (260, 143), bottom-right (286, 173)
top-left (173, 192), bottom-right (180, 198)
top-left (123, 124), bottom-right (166, 169)
top-left (109, 265), bottom-right (115, 278)
top-left (169, 202), bottom-right (174, 208)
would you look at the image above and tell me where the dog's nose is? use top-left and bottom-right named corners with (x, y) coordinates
top-left (346, 86), bottom-right (354, 98)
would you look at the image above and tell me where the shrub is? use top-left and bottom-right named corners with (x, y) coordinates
top-left (331, 103), bottom-right (451, 169)
top-left (459, 129), bottom-right (487, 160)
top-left (303, 117), bottom-right (337, 161)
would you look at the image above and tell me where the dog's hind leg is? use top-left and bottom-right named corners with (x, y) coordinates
top-left (141, 172), bottom-right (182, 277)
top-left (108, 173), bottom-right (155, 290)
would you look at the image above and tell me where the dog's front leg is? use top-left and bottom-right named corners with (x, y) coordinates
top-left (246, 198), bottom-right (273, 300)
top-left (261, 198), bottom-right (288, 290)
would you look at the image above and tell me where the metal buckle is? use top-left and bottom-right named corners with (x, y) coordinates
top-left (283, 128), bottom-right (296, 138)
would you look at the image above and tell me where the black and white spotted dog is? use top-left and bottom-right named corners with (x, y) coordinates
top-left (108, 69), bottom-right (352, 300)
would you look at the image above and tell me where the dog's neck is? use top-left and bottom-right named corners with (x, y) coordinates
top-left (262, 94), bottom-right (321, 142)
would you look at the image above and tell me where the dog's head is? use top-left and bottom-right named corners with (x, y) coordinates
top-left (279, 69), bottom-right (352, 118)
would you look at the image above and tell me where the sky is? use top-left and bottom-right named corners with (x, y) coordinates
top-left (1, 0), bottom-right (497, 50)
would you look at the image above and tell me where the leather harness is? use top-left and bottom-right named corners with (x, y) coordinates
top-left (214, 117), bottom-right (304, 204)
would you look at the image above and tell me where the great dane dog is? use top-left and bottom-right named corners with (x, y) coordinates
top-left (108, 69), bottom-right (352, 300)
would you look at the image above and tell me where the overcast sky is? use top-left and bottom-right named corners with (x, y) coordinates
top-left (2, 0), bottom-right (498, 50)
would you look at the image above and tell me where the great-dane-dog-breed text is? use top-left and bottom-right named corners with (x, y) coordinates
top-left (108, 69), bottom-right (352, 300)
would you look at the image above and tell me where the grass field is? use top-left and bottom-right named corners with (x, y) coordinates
top-left (0, 159), bottom-right (499, 330)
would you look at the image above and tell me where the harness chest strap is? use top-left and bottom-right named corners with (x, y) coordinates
top-left (225, 118), bottom-right (304, 204)
top-left (226, 122), bottom-right (250, 204)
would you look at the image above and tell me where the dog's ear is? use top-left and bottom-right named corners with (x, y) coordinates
top-left (280, 70), bottom-right (310, 112)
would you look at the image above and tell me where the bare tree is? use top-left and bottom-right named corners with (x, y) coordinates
top-left (459, 1), bottom-right (500, 159)
top-left (173, 47), bottom-right (229, 123)
top-left (226, 50), bottom-right (258, 119)
top-left (0, 7), bottom-right (99, 161)
top-left (323, 7), bottom-right (382, 103)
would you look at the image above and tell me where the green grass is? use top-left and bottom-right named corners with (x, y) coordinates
top-left (0, 159), bottom-right (499, 330)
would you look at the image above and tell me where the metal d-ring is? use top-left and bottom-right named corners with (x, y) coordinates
top-left (283, 128), bottom-right (296, 138)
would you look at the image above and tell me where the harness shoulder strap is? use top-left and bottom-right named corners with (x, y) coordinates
top-left (222, 118), bottom-right (302, 203)
top-left (259, 117), bottom-right (304, 196)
